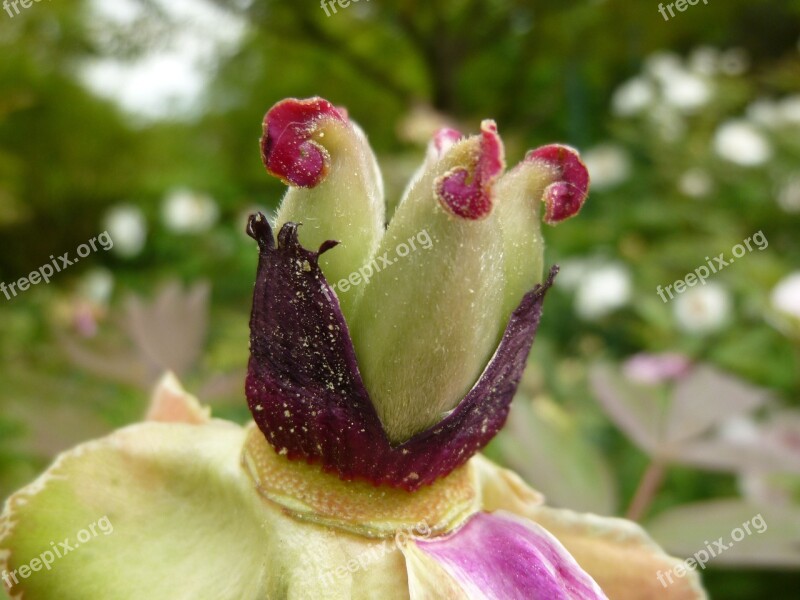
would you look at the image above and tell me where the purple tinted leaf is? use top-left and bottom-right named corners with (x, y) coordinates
top-left (647, 499), bottom-right (800, 568)
top-left (665, 366), bottom-right (771, 444)
top-left (623, 352), bottom-right (693, 385)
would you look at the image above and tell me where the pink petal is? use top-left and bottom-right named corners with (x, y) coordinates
top-left (411, 511), bottom-right (607, 599)
top-left (623, 352), bottom-right (693, 385)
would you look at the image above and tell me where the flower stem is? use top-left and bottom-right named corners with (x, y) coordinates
top-left (625, 461), bottom-right (665, 522)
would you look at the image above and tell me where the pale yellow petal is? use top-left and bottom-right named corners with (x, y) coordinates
top-left (475, 456), bottom-right (707, 600)
top-left (1, 420), bottom-right (411, 599)
top-left (403, 542), bottom-right (468, 600)
top-left (144, 371), bottom-right (211, 424)
top-left (471, 453), bottom-right (544, 513)
top-left (522, 506), bottom-right (707, 599)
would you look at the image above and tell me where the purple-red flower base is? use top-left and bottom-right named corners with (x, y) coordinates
top-left (245, 214), bottom-right (557, 491)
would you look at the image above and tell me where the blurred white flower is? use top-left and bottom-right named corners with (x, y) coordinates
top-left (688, 46), bottom-right (720, 76)
top-left (556, 259), bottom-right (592, 292)
top-left (64, 268), bottom-right (115, 338)
top-left (674, 283), bottom-right (731, 333)
top-left (779, 95), bottom-right (800, 125)
top-left (397, 104), bottom-right (459, 146)
top-left (713, 120), bottom-right (772, 167)
top-left (770, 273), bottom-right (800, 321)
top-left (662, 72), bottom-right (712, 112)
top-left (162, 189), bottom-right (219, 234)
top-left (78, 268), bottom-right (115, 304)
top-left (103, 204), bottom-right (147, 258)
top-left (746, 98), bottom-right (782, 128)
top-left (748, 96), bottom-right (800, 129)
top-left (650, 105), bottom-right (686, 142)
top-left (735, 410), bottom-right (800, 505)
top-left (739, 472), bottom-right (800, 506)
top-left (777, 175), bottom-right (800, 213)
top-left (645, 52), bottom-right (684, 84)
top-left (582, 144), bottom-right (631, 190)
top-left (611, 77), bottom-right (655, 116)
top-left (719, 48), bottom-right (749, 76)
top-left (717, 414), bottom-right (762, 446)
top-left (574, 262), bottom-right (632, 320)
top-left (679, 168), bottom-right (714, 199)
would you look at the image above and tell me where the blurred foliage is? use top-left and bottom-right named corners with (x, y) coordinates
top-left (1, 0), bottom-right (800, 598)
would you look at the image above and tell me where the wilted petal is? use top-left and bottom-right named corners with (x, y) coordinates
top-left (0, 420), bottom-right (270, 599)
top-left (406, 511), bottom-right (607, 599)
top-left (475, 460), bottom-right (706, 599)
top-left (523, 506), bottom-right (707, 599)
top-left (145, 372), bottom-right (211, 424)
top-left (0, 414), bottom-right (413, 599)
top-left (470, 454), bottom-right (544, 515)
